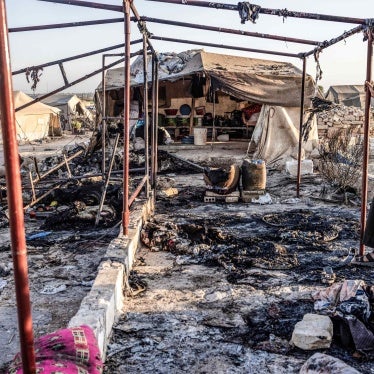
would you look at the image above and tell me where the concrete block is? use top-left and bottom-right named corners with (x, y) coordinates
top-left (285, 160), bottom-right (313, 177)
top-left (291, 313), bottom-right (333, 350)
top-left (299, 353), bottom-right (361, 374)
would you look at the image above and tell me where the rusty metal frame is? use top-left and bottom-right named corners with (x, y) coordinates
top-left (9, 18), bottom-right (124, 32)
top-left (360, 30), bottom-right (374, 256)
top-left (1, 1), bottom-right (373, 370)
top-left (122, 0), bottom-right (131, 235)
top-left (145, 0), bottom-right (367, 25)
top-left (0, 1), bottom-right (36, 372)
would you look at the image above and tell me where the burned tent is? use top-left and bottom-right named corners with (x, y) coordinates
top-left (97, 50), bottom-right (318, 165)
top-left (0, 91), bottom-right (62, 144)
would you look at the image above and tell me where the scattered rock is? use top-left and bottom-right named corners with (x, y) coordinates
top-left (299, 352), bottom-right (361, 374)
top-left (291, 313), bottom-right (333, 350)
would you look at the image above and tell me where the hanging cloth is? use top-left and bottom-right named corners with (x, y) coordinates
top-left (238, 2), bottom-right (261, 24)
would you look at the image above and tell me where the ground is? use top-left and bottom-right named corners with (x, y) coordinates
top-left (103, 169), bottom-right (374, 374)
top-left (1, 138), bottom-right (374, 372)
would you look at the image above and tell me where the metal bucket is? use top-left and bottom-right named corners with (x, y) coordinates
top-left (241, 159), bottom-right (266, 191)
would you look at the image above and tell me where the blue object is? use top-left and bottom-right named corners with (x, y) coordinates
top-left (180, 104), bottom-right (191, 115)
top-left (26, 231), bottom-right (53, 241)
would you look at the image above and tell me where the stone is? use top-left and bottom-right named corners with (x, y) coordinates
top-left (299, 353), bottom-right (361, 374)
top-left (291, 313), bottom-right (333, 350)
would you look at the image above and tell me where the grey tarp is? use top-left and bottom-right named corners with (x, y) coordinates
top-left (97, 49), bottom-right (315, 107)
top-left (201, 52), bottom-right (315, 107)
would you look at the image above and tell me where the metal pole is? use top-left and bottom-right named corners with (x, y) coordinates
top-left (38, 0), bottom-right (123, 12)
top-left (9, 18), bottom-right (123, 32)
top-left (145, 0), bottom-right (366, 24)
top-left (122, 0), bottom-right (131, 236)
top-left (128, 175), bottom-right (148, 207)
top-left (154, 56), bottom-right (159, 189)
top-left (95, 133), bottom-right (120, 226)
top-left (143, 27), bottom-right (150, 198)
top-left (360, 29), bottom-right (373, 256)
top-left (150, 35), bottom-right (300, 58)
top-left (139, 16), bottom-right (319, 46)
top-left (15, 50), bottom-right (143, 112)
top-left (296, 56), bottom-right (307, 198)
top-left (12, 40), bottom-right (142, 76)
top-left (101, 54), bottom-right (106, 177)
top-left (304, 25), bottom-right (364, 58)
top-left (150, 56), bottom-right (156, 188)
top-left (0, 0), bottom-right (36, 372)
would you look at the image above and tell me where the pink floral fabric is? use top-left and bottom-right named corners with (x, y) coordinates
top-left (7, 325), bottom-right (103, 373)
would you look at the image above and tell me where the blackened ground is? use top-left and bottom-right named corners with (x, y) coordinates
top-left (104, 172), bottom-right (373, 373)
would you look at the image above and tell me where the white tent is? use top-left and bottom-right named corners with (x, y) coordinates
top-left (0, 91), bottom-right (62, 144)
top-left (248, 105), bottom-right (318, 169)
top-left (42, 94), bottom-right (93, 130)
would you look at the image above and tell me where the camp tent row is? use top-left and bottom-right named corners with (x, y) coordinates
top-left (0, 92), bottom-right (95, 145)
top-left (97, 49), bottom-right (319, 167)
top-left (0, 91), bottom-right (62, 145)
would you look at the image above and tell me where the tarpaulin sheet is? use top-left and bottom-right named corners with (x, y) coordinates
top-left (99, 50), bottom-right (315, 107)
top-left (248, 105), bottom-right (318, 168)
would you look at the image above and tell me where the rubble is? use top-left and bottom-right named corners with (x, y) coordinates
top-left (316, 104), bottom-right (374, 139)
top-left (299, 353), bottom-right (361, 374)
top-left (291, 313), bottom-right (333, 350)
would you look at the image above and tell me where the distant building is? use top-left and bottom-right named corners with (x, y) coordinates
top-left (325, 85), bottom-right (366, 108)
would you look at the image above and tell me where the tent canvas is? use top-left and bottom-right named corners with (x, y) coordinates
top-left (99, 49), bottom-right (315, 108)
top-left (0, 91), bottom-right (62, 144)
top-left (248, 105), bottom-right (318, 169)
top-left (42, 94), bottom-right (93, 131)
top-left (97, 50), bottom-right (318, 164)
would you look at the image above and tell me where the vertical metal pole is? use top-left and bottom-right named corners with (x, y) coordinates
top-left (143, 28), bottom-right (150, 197)
top-left (154, 56), bottom-right (159, 187)
top-left (122, 0), bottom-right (131, 236)
top-left (150, 56), bottom-right (156, 188)
top-left (101, 54), bottom-right (106, 177)
top-left (296, 56), bottom-right (307, 198)
top-left (0, 1), bottom-right (36, 372)
top-left (360, 30), bottom-right (373, 256)
top-left (211, 90), bottom-right (216, 147)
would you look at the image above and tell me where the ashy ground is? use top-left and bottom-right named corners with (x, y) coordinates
top-left (104, 169), bottom-right (373, 374)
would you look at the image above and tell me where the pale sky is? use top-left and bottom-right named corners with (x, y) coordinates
top-left (5, 0), bottom-right (374, 95)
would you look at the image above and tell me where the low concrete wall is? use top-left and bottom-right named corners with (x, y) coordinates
top-left (68, 195), bottom-right (154, 359)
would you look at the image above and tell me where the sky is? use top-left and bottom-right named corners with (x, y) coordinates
top-left (5, 0), bottom-right (374, 95)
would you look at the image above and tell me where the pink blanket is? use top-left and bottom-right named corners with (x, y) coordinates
top-left (7, 325), bottom-right (103, 373)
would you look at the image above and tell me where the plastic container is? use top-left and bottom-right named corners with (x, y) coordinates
top-left (195, 106), bottom-right (206, 115)
top-left (193, 116), bottom-right (203, 126)
top-left (241, 159), bottom-right (266, 190)
top-left (193, 127), bottom-right (207, 145)
top-left (165, 116), bottom-right (177, 126)
top-left (164, 108), bottom-right (178, 116)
